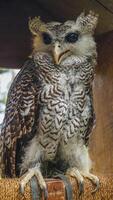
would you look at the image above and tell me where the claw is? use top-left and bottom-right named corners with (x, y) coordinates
top-left (81, 172), bottom-right (100, 194)
top-left (66, 167), bottom-right (84, 195)
top-left (91, 179), bottom-right (100, 194)
top-left (78, 181), bottom-right (84, 196)
top-left (19, 167), bottom-right (48, 200)
top-left (19, 182), bottom-right (25, 195)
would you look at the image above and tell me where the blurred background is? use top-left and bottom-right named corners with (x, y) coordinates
top-left (0, 0), bottom-right (113, 175)
top-left (0, 69), bottom-right (19, 127)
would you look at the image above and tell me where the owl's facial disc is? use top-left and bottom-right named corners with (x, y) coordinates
top-left (40, 26), bottom-right (80, 64)
top-left (41, 31), bottom-right (71, 64)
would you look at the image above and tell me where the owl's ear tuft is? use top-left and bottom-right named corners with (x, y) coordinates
top-left (78, 11), bottom-right (85, 19)
top-left (28, 16), bottom-right (47, 35)
top-left (88, 10), bottom-right (99, 30)
top-left (76, 10), bottom-right (99, 33)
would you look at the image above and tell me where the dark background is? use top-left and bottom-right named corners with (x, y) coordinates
top-left (0, 0), bottom-right (113, 68)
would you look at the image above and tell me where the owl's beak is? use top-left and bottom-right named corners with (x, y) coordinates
top-left (53, 42), bottom-right (70, 64)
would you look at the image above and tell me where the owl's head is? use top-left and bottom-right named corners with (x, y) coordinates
top-left (29, 11), bottom-right (98, 64)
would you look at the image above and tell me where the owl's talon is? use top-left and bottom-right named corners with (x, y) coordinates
top-left (78, 181), bottom-right (84, 196)
top-left (81, 172), bottom-right (100, 193)
top-left (19, 183), bottom-right (25, 195)
top-left (19, 166), bottom-right (47, 200)
top-left (66, 167), bottom-right (84, 195)
top-left (91, 179), bottom-right (100, 194)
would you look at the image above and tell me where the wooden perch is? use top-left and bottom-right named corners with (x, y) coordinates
top-left (0, 175), bottom-right (113, 200)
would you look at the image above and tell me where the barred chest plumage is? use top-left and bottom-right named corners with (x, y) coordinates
top-left (33, 54), bottom-right (94, 161)
top-left (0, 12), bottom-right (98, 186)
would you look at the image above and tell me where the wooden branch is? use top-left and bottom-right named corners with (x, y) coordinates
top-left (0, 175), bottom-right (113, 200)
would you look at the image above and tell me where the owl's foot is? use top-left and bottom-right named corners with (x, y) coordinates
top-left (20, 167), bottom-right (48, 200)
top-left (81, 172), bottom-right (100, 193)
top-left (66, 167), bottom-right (84, 195)
top-left (66, 167), bottom-right (99, 195)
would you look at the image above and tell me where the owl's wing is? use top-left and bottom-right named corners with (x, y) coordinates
top-left (0, 58), bottom-right (40, 177)
top-left (81, 88), bottom-right (96, 146)
top-left (81, 111), bottom-right (95, 146)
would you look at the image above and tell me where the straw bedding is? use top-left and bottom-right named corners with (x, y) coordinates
top-left (0, 175), bottom-right (113, 200)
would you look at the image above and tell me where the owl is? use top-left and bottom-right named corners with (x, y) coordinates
top-left (0, 11), bottom-right (99, 198)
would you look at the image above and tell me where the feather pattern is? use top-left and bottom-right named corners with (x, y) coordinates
top-left (0, 11), bottom-right (98, 179)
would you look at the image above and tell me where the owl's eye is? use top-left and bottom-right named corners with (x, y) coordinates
top-left (42, 32), bottom-right (52, 45)
top-left (65, 32), bottom-right (79, 43)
